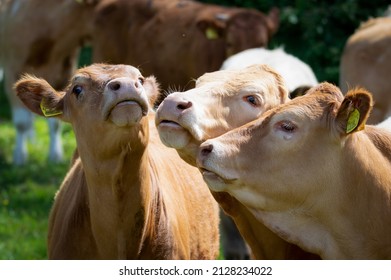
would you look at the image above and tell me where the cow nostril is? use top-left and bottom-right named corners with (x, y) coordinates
top-left (109, 81), bottom-right (121, 91)
top-left (177, 101), bottom-right (192, 110)
top-left (200, 144), bottom-right (213, 157)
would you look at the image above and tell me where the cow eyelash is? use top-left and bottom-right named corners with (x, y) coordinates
top-left (138, 77), bottom-right (145, 85)
top-left (243, 95), bottom-right (260, 107)
top-left (279, 121), bottom-right (296, 132)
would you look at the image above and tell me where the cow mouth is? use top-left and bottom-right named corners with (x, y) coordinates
top-left (157, 118), bottom-right (203, 143)
top-left (114, 100), bottom-right (147, 114)
top-left (105, 99), bottom-right (147, 119)
top-left (105, 99), bottom-right (149, 127)
top-left (199, 167), bottom-right (237, 185)
top-left (158, 119), bottom-right (182, 128)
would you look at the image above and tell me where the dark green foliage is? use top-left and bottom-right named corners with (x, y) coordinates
top-left (199, 0), bottom-right (390, 84)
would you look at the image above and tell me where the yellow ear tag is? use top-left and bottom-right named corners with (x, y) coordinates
top-left (205, 27), bottom-right (219, 39)
top-left (40, 99), bottom-right (62, 117)
top-left (346, 108), bottom-right (360, 133)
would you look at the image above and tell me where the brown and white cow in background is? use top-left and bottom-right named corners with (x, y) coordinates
top-left (0, 0), bottom-right (98, 165)
top-left (15, 63), bottom-right (220, 259)
top-left (155, 64), bottom-right (319, 259)
top-left (92, 0), bottom-right (280, 91)
top-left (198, 82), bottom-right (391, 259)
top-left (340, 16), bottom-right (391, 125)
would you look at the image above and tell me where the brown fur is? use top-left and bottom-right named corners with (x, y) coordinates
top-left (198, 82), bottom-right (391, 259)
top-left (14, 63), bottom-right (219, 259)
top-left (92, 0), bottom-right (279, 90)
top-left (156, 64), bottom-right (318, 259)
top-left (340, 17), bottom-right (391, 124)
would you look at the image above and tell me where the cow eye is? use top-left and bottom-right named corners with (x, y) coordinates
top-left (280, 121), bottom-right (296, 132)
top-left (244, 95), bottom-right (259, 107)
top-left (138, 77), bottom-right (145, 85)
top-left (72, 85), bottom-right (83, 97)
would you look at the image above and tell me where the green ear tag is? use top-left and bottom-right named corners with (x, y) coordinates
top-left (346, 108), bottom-right (360, 133)
top-left (40, 99), bottom-right (62, 117)
top-left (205, 27), bottom-right (219, 39)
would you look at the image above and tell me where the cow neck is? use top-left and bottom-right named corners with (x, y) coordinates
top-left (79, 121), bottom-right (161, 259)
top-left (260, 131), bottom-right (391, 259)
top-left (332, 131), bottom-right (391, 258)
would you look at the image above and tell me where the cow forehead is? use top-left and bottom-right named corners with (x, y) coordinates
top-left (73, 64), bottom-right (141, 82)
top-left (196, 66), bottom-right (275, 93)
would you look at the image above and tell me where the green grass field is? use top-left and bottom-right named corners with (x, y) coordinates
top-left (0, 117), bottom-right (76, 259)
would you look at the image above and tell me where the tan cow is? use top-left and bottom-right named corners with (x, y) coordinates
top-left (14, 63), bottom-right (219, 259)
top-left (340, 17), bottom-right (391, 124)
top-left (155, 64), bottom-right (318, 259)
top-left (198, 82), bottom-right (391, 259)
top-left (92, 0), bottom-right (279, 91)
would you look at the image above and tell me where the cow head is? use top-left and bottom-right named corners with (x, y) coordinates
top-left (197, 7), bottom-right (280, 56)
top-left (14, 64), bottom-right (159, 155)
top-left (197, 82), bottom-right (373, 201)
top-left (155, 64), bottom-right (288, 165)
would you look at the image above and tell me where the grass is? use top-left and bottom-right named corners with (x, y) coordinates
top-left (0, 117), bottom-right (76, 259)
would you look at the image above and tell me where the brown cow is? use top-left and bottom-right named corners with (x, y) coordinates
top-left (92, 0), bottom-right (280, 91)
top-left (0, 0), bottom-right (98, 165)
top-left (340, 17), bottom-right (391, 125)
top-left (198, 82), bottom-right (391, 259)
top-left (1, 0), bottom-right (278, 165)
top-left (155, 64), bottom-right (318, 259)
top-left (14, 63), bottom-right (219, 259)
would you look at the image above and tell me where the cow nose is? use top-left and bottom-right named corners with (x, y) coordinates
top-left (108, 80), bottom-right (122, 91)
top-left (107, 78), bottom-right (140, 94)
top-left (176, 100), bottom-right (192, 111)
top-left (200, 143), bottom-right (213, 158)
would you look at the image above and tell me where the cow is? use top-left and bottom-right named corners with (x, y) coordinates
top-left (2, 0), bottom-right (278, 165)
top-left (220, 47), bottom-right (318, 94)
top-left (0, 0), bottom-right (98, 165)
top-left (155, 64), bottom-right (318, 259)
top-left (14, 63), bottom-right (220, 259)
top-left (197, 82), bottom-right (391, 259)
top-left (340, 17), bottom-right (391, 125)
top-left (218, 48), bottom-right (317, 258)
top-left (92, 0), bottom-right (280, 91)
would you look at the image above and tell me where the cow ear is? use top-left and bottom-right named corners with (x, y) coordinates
top-left (335, 88), bottom-right (373, 135)
top-left (289, 85), bottom-right (312, 99)
top-left (14, 75), bottom-right (64, 118)
top-left (143, 76), bottom-right (160, 108)
top-left (265, 7), bottom-right (280, 37)
top-left (196, 14), bottom-right (227, 40)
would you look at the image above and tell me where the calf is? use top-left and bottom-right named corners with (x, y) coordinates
top-left (15, 63), bottom-right (219, 259)
top-left (198, 82), bottom-right (391, 259)
top-left (156, 64), bottom-right (318, 259)
top-left (340, 17), bottom-right (391, 124)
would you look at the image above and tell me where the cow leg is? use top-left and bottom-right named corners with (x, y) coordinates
top-left (12, 107), bottom-right (34, 165)
top-left (48, 118), bottom-right (63, 163)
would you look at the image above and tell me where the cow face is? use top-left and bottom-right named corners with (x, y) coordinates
top-left (197, 83), bottom-right (372, 209)
top-left (15, 63), bottom-right (159, 150)
top-left (155, 64), bottom-right (288, 165)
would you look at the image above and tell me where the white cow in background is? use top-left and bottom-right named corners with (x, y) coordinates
top-left (220, 47), bottom-right (318, 93)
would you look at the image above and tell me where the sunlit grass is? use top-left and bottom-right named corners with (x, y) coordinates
top-left (0, 117), bottom-right (76, 259)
